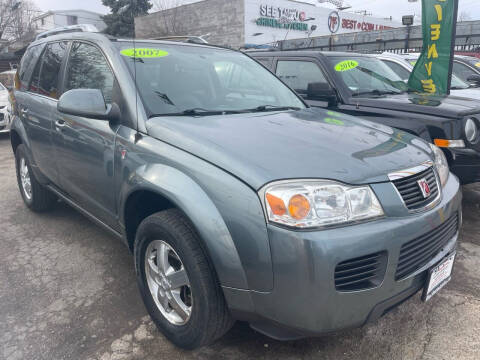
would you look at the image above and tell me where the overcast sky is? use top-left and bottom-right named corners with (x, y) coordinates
top-left (32, 0), bottom-right (480, 21)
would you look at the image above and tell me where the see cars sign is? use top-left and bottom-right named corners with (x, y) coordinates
top-left (408, 0), bottom-right (459, 95)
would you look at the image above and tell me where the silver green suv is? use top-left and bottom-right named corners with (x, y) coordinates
top-left (10, 31), bottom-right (462, 349)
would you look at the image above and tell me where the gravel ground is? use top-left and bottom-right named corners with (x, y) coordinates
top-left (1, 133), bottom-right (479, 360)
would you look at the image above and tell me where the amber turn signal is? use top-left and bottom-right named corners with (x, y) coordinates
top-left (266, 193), bottom-right (287, 216)
top-left (434, 139), bottom-right (465, 148)
top-left (288, 194), bottom-right (311, 220)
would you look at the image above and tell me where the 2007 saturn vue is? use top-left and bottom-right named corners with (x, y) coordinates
top-left (10, 31), bottom-right (462, 349)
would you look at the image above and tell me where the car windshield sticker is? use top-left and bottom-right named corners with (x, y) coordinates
top-left (475, 62), bottom-right (480, 68)
top-left (335, 60), bottom-right (359, 72)
top-left (120, 48), bottom-right (169, 58)
top-left (324, 117), bottom-right (344, 126)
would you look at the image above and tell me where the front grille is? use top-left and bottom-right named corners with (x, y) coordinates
top-left (335, 251), bottom-right (387, 291)
top-left (395, 214), bottom-right (458, 280)
top-left (392, 167), bottom-right (439, 211)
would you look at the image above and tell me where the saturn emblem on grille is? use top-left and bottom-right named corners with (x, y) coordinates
top-left (417, 178), bottom-right (431, 198)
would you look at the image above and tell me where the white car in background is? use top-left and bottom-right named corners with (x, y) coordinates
top-left (377, 52), bottom-right (480, 100)
top-left (0, 81), bottom-right (11, 133)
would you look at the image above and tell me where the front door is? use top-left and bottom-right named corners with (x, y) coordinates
top-left (275, 59), bottom-right (333, 109)
top-left (54, 41), bottom-right (119, 228)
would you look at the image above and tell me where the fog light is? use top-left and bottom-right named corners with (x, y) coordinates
top-left (465, 118), bottom-right (478, 143)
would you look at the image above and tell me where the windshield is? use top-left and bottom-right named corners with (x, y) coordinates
top-left (328, 56), bottom-right (408, 96)
top-left (117, 42), bottom-right (305, 116)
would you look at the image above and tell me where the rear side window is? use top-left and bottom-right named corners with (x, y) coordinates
top-left (18, 45), bottom-right (44, 91)
top-left (255, 57), bottom-right (274, 70)
top-left (276, 60), bottom-right (328, 94)
top-left (65, 42), bottom-right (114, 103)
top-left (382, 60), bottom-right (411, 81)
top-left (29, 50), bottom-right (43, 93)
top-left (453, 61), bottom-right (477, 82)
top-left (37, 42), bottom-right (68, 99)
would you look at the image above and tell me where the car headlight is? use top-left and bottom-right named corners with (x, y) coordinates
top-left (261, 180), bottom-right (384, 229)
top-left (429, 144), bottom-right (449, 187)
top-left (465, 118), bottom-right (478, 143)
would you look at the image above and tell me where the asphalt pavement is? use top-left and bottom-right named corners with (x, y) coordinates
top-left (0, 133), bottom-right (479, 360)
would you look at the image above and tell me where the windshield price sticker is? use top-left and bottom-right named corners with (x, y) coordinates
top-left (475, 62), bottom-right (480, 68)
top-left (121, 48), bottom-right (169, 58)
top-left (335, 60), bottom-right (359, 72)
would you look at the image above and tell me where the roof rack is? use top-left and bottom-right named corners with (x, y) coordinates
top-left (150, 35), bottom-right (209, 44)
top-left (35, 24), bottom-right (99, 41)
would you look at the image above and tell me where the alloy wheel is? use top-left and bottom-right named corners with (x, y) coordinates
top-left (20, 157), bottom-right (32, 200)
top-left (145, 240), bottom-right (192, 325)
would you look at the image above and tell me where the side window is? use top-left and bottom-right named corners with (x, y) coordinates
top-left (383, 60), bottom-right (411, 81)
top-left (276, 60), bottom-right (328, 94)
top-left (29, 49), bottom-right (43, 93)
top-left (255, 57), bottom-right (274, 71)
top-left (65, 42), bottom-right (114, 103)
top-left (18, 45), bottom-right (44, 91)
top-left (453, 61), bottom-right (477, 82)
top-left (37, 42), bottom-right (68, 99)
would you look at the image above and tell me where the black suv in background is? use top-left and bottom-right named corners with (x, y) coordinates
top-left (249, 50), bottom-right (480, 184)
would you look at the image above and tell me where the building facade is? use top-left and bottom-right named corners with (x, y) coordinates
top-left (33, 10), bottom-right (107, 33)
top-left (135, 0), bottom-right (400, 48)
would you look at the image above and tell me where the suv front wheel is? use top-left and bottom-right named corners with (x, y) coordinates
top-left (15, 144), bottom-right (56, 212)
top-left (134, 209), bottom-right (233, 349)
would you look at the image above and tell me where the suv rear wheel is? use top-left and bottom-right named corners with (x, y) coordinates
top-left (15, 144), bottom-right (56, 212)
top-left (134, 209), bottom-right (233, 349)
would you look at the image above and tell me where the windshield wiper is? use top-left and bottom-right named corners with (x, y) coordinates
top-left (241, 105), bottom-right (301, 113)
top-left (149, 108), bottom-right (240, 118)
top-left (352, 89), bottom-right (403, 97)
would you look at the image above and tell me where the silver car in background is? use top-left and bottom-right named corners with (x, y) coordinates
top-left (0, 80), bottom-right (11, 133)
top-left (377, 52), bottom-right (480, 100)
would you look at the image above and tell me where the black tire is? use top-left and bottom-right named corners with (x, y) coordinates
top-left (15, 144), bottom-right (56, 212)
top-left (134, 209), bottom-right (233, 349)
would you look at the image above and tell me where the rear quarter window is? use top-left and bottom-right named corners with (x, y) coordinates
top-left (18, 44), bottom-right (45, 91)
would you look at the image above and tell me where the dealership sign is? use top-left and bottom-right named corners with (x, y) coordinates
top-left (257, 4), bottom-right (309, 31)
top-left (328, 10), bottom-right (394, 33)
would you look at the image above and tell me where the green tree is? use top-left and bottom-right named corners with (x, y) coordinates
top-left (102, 0), bottom-right (152, 37)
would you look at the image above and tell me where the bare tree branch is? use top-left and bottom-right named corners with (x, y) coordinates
top-left (0, 0), bottom-right (38, 41)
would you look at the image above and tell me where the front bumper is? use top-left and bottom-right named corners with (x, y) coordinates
top-left (223, 173), bottom-right (462, 339)
top-left (449, 148), bottom-right (480, 184)
top-left (0, 106), bottom-right (11, 133)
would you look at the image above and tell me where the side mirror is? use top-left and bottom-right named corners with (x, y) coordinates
top-left (306, 82), bottom-right (337, 103)
top-left (58, 89), bottom-right (119, 121)
top-left (466, 74), bottom-right (480, 86)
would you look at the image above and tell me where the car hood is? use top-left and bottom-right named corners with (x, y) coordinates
top-left (350, 93), bottom-right (480, 119)
top-left (147, 108), bottom-right (433, 190)
top-left (450, 88), bottom-right (480, 100)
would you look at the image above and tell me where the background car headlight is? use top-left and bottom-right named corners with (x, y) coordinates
top-left (262, 181), bottom-right (384, 228)
top-left (465, 118), bottom-right (478, 143)
top-left (430, 144), bottom-right (449, 188)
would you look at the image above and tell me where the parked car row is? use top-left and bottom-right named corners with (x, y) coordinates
top-left (7, 28), bottom-right (472, 350)
top-left (249, 50), bottom-right (480, 185)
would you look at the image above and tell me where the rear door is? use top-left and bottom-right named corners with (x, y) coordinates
top-left (53, 41), bottom-right (119, 227)
top-left (19, 41), bottom-right (68, 185)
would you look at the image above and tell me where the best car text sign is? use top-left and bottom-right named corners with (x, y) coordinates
top-left (408, 0), bottom-right (459, 95)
